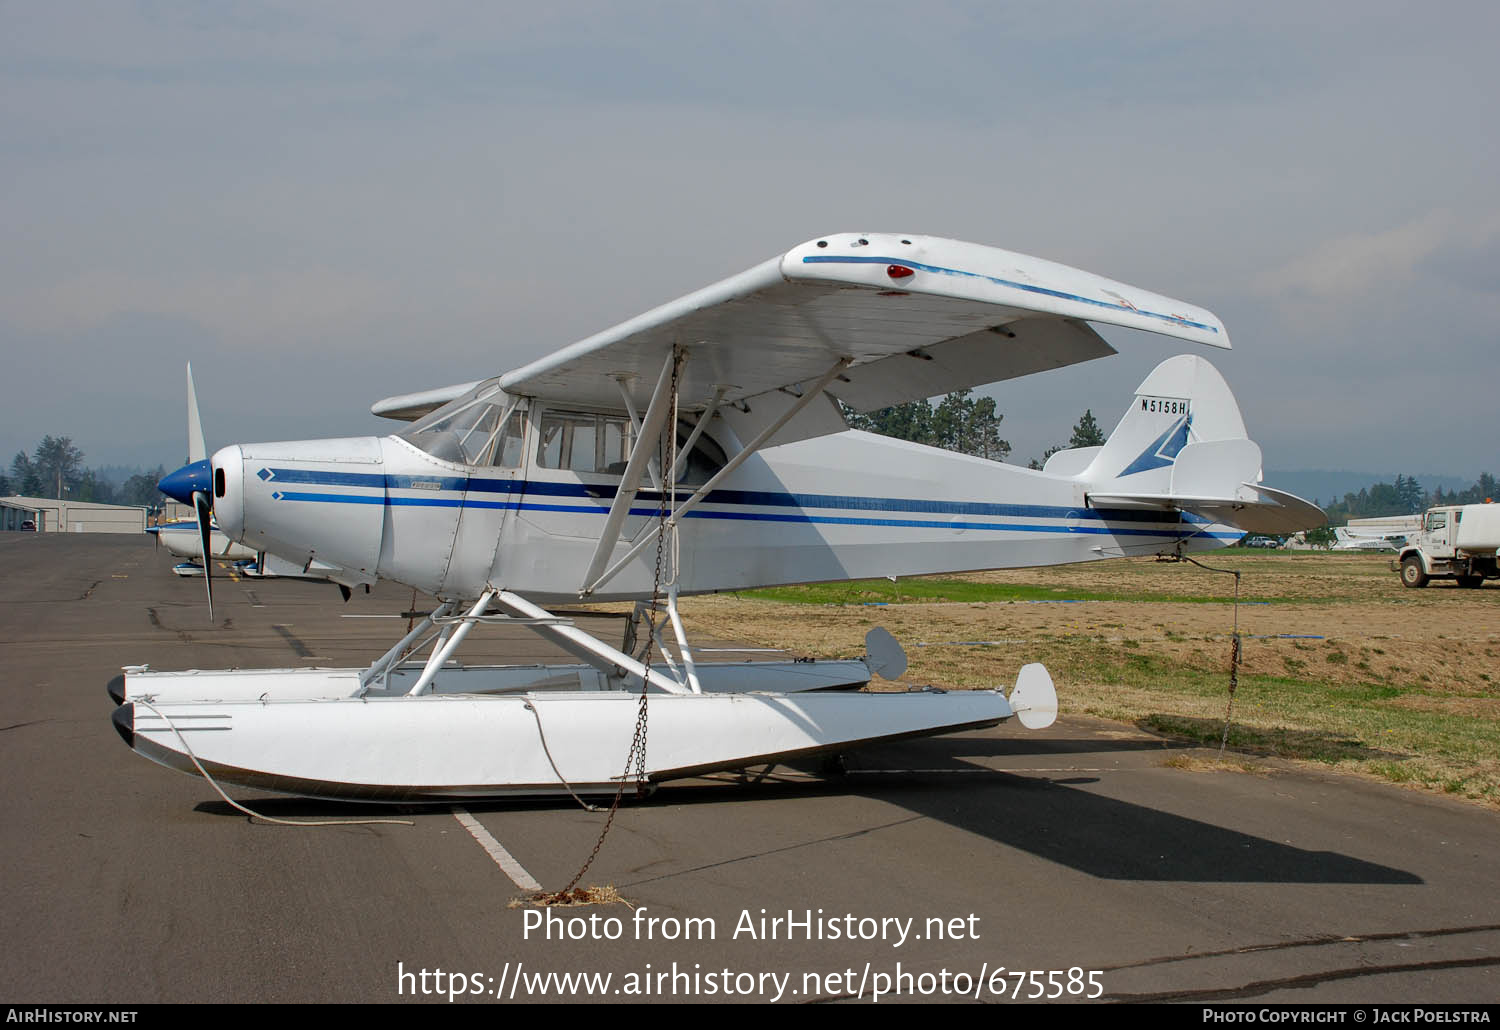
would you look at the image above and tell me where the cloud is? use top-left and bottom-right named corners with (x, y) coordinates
top-left (1254, 211), bottom-right (1500, 303)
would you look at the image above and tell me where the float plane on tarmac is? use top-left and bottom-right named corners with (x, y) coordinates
top-left (111, 232), bottom-right (1323, 802)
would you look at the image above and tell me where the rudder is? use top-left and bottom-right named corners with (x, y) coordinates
top-left (1078, 355), bottom-right (1251, 494)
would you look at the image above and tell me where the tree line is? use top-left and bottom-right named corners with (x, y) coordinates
top-left (1318, 472), bottom-right (1497, 522)
top-left (844, 391), bottom-right (1106, 468)
top-left (1029, 409), bottom-right (1105, 469)
top-left (5, 436), bottom-right (165, 509)
top-left (842, 389), bottom-right (1011, 460)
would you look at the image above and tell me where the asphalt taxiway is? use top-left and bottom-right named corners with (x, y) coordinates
top-left (3, 534), bottom-right (1497, 1004)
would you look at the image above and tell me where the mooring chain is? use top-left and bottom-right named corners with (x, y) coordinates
top-left (1163, 549), bottom-right (1242, 756)
top-left (543, 347), bottom-right (680, 903)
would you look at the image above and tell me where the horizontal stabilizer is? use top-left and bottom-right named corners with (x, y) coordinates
top-left (1227, 485), bottom-right (1329, 535)
top-left (1089, 485), bottom-right (1326, 536)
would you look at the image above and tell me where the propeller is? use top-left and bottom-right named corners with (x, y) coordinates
top-left (194, 488), bottom-right (215, 621)
top-left (186, 362), bottom-right (206, 467)
top-left (158, 459), bottom-right (215, 621)
top-left (158, 363), bottom-right (216, 621)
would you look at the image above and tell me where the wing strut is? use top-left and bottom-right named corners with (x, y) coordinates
top-left (611, 375), bottom-right (661, 489)
top-left (579, 349), bottom-right (683, 596)
top-left (406, 591), bottom-right (494, 696)
top-left (493, 591), bottom-right (692, 694)
top-left (358, 600), bottom-right (457, 692)
top-left (581, 357), bottom-right (852, 598)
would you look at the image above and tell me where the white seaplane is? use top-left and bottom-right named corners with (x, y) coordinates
top-left (148, 518), bottom-right (256, 573)
top-left (111, 232), bottom-right (1323, 802)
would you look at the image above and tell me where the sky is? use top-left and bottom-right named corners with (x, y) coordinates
top-left (3, 2), bottom-right (1497, 484)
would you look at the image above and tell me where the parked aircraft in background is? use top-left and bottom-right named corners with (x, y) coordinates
top-left (1331, 527), bottom-right (1403, 551)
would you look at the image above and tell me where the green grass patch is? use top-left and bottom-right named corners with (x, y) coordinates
top-left (737, 578), bottom-right (1283, 606)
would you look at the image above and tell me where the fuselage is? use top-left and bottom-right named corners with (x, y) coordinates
top-left (208, 397), bottom-right (1237, 604)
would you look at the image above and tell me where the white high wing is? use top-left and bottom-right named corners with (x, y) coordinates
top-left (114, 233), bottom-right (1323, 802)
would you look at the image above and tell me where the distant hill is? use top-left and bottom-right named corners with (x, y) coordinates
top-left (1266, 469), bottom-right (1477, 509)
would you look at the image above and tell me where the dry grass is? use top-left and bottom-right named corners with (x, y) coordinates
top-left (1160, 753), bottom-right (1271, 776)
top-left (665, 553), bottom-right (1500, 806)
top-left (511, 885), bottom-right (633, 908)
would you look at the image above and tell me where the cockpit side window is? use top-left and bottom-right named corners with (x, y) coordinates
top-left (400, 381), bottom-right (518, 467)
top-left (535, 408), bottom-right (727, 483)
top-left (537, 411), bottom-right (633, 473)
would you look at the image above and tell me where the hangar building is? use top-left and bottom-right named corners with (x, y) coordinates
top-left (1, 496), bottom-right (149, 534)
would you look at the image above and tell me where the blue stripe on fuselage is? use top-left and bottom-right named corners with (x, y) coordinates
top-left (262, 468), bottom-right (1190, 525)
top-left (271, 489), bottom-right (1230, 537)
top-left (266, 474), bottom-right (1233, 538)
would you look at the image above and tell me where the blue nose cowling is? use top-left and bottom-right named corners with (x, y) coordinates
top-left (158, 459), bottom-right (212, 506)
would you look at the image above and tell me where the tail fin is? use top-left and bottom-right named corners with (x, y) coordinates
top-left (1078, 354), bottom-right (1251, 491)
top-left (1050, 355), bottom-right (1324, 535)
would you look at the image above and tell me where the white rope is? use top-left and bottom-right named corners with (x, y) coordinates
top-left (524, 700), bottom-right (605, 813)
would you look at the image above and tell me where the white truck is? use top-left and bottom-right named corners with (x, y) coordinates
top-left (1394, 502), bottom-right (1500, 588)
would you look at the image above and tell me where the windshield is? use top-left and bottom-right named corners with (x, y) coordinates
top-left (399, 379), bottom-right (521, 466)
